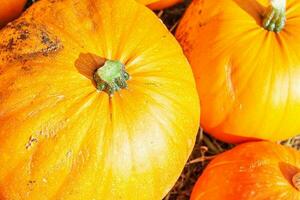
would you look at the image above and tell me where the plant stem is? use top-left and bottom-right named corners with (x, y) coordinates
top-left (263, 0), bottom-right (286, 32)
top-left (292, 172), bottom-right (300, 191)
top-left (93, 60), bottom-right (130, 96)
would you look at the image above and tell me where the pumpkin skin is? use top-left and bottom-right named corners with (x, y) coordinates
top-left (138, 0), bottom-right (182, 10)
top-left (176, 0), bottom-right (300, 143)
top-left (0, 0), bottom-right (27, 28)
top-left (191, 141), bottom-right (300, 200)
top-left (0, 0), bottom-right (200, 199)
top-left (148, 0), bottom-right (182, 10)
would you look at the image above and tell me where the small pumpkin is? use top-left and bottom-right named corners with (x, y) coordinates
top-left (176, 0), bottom-right (300, 143)
top-left (138, 0), bottom-right (182, 10)
top-left (191, 141), bottom-right (300, 200)
top-left (0, 0), bottom-right (200, 199)
top-left (0, 0), bottom-right (27, 28)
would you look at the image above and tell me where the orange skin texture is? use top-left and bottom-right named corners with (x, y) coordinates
top-left (0, 0), bottom-right (200, 199)
top-left (176, 0), bottom-right (300, 143)
top-left (0, 0), bottom-right (26, 28)
top-left (138, 0), bottom-right (182, 10)
top-left (191, 141), bottom-right (300, 200)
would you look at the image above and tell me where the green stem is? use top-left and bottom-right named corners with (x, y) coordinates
top-left (93, 60), bottom-right (130, 96)
top-left (292, 172), bottom-right (300, 191)
top-left (263, 0), bottom-right (286, 32)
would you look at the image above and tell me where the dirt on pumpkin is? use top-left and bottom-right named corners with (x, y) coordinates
top-left (23, 1), bottom-right (300, 199)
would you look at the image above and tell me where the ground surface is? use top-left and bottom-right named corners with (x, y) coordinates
top-left (24, 1), bottom-right (300, 199)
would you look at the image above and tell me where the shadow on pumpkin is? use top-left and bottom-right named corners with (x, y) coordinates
top-left (74, 52), bottom-right (105, 88)
top-left (0, 192), bottom-right (5, 200)
top-left (279, 162), bottom-right (300, 188)
top-left (233, 0), bottom-right (265, 26)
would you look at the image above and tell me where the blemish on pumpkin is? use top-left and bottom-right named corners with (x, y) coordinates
top-left (27, 180), bottom-right (36, 191)
top-left (5, 21), bottom-right (29, 32)
top-left (39, 30), bottom-right (63, 56)
top-left (37, 120), bottom-right (67, 139)
top-left (0, 21), bottom-right (64, 63)
top-left (4, 21), bottom-right (30, 44)
top-left (41, 31), bottom-right (52, 45)
top-left (15, 21), bottom-right (29, 29)
top-left (25, 135), bottom-right (38, 149)
top-left (18, 30), bottom-right (29, 41)
top-left (144, 82), bottom-right (161, 88)
top-left (6, 38), bottom-right (15, 51)
top-left (50, 150), bottom-right (74, 171)
top-left (21, 66), bottom-right (31, 72)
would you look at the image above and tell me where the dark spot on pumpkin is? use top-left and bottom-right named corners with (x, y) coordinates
top-left (16, 21), bottom-right (29, 29)
top-left (198, 9), bottom-right (202, 14)
top-left (198, 21), bottom-right (207, 27)
top-left (18, 30), bottom-right (29, 41)
top-left (27, 180), bottom-right (36, 191)
top-left (28, 180), bottom-right (36, 184)
top-left (25, 135), bottom-right (38, 150)
top-left (0, 20), bottom-right (63, 63)
top-left (41, 31), bottom-right (51, 45)
top-left (6, 21), bottom-right (30, 34)
top-left (39, 30), bottom-right (63, 56)
top-left (6, 38), bottom-right (15, 51)
top-left (21, 66), bottom-right (31, 72)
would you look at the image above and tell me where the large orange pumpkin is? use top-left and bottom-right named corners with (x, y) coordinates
top-left (176, 0), bottom-right (300, 143)
top-left (0, 0), bottom-right (27, 28)
top-left (138, 0), bottom-right (182, 10)
top-left (0, 0), bottom-right (200, 199)
top-left (191, 141), bottom-right (300, 200)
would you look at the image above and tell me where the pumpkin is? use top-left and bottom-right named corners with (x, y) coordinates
top-left (176, 0), bottom-right (300, 143)
top-left (0, 0), bottom-right (200, 199)
top-left (191, 141), bottom-right (300, 200)
top-left (0, 0), bottom-right (27, 28)
top-left (148, 0), bottom-right (182, 10)
top-left (138, 0), bottom-right (182, 10)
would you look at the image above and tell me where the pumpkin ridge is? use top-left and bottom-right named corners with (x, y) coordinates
top-left (1, 91), bottom-right (97, 182)
top-left (0, 66), bottom-right (95, 120)
top-left (122, 32), bottom-right (178, 71)
top-left (138, 90), bottom-right (195, 153)
top-left (129, 82), bottom-right (191, 118)
top-left (114, 5), bottom-right (141, 61)
top-left (24, 93), bottom-right (100, 199)
top-left (49, 95), bottom-right (109, 199)
top-left (116, 95), bottom-right (159, 198)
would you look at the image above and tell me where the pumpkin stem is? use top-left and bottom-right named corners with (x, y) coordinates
top-left (292, 172), bottom-right (300, 191)
top-left (262, 0), bottom-right (286, 32)
top-left (93, 60), bottom-right (130, 96)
